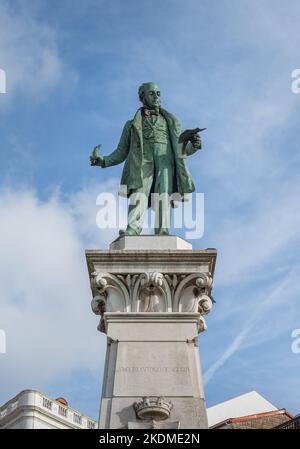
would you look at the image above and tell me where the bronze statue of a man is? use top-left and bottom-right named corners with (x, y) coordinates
top-left (90, 82), bottom-right (202, 236)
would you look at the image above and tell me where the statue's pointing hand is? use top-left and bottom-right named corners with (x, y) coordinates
top-left (179, 128), bottom-right (205, 151)
top-left (90, 144), bottom-right (104, 167)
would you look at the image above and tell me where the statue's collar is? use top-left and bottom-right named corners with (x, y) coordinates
top-left (132, 107), bottom-right (171, 132)
top-left (142, 106), bottom-right (160, 116)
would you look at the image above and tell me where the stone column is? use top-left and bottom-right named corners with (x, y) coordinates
top-left (86, 236), bottom-right (216, 429)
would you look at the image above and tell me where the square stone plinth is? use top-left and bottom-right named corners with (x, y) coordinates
top-left (99, 313), bottom-right (208, 429)
top-left (109, 235), bottom-right (192, 250)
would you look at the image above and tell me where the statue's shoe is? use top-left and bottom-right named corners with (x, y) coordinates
top-left (155, 229), bottom-right (169, 236)
top-left (119, 227), bottom-right (139, 236)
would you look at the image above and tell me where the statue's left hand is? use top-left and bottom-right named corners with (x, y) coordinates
top-left (90, 144), bottom-right (104, 167)
top-left (90, 155), bottom-right (104, 167)
top-left (190, 133), bottom-right (201, 149)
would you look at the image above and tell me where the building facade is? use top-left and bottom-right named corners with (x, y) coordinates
top-left (0, 388), bottom-right (296, 429)
top-left (0, 390), bottom-right (97, 429)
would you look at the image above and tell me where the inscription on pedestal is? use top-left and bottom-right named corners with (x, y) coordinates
top-left (116, 366), bottom-right (190, 373)
top-left (114, 342), bottom-right (195, 397)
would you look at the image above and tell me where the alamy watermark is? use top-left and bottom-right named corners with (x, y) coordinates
top-left (95, 190), bottom-right (204, 240)
top-left (291, 329), bottom-right (300, 354)
top-left (291, 69), bottom-right (300, 94)
top-left (0, 68), bottom-right (6, 94)
top-left (0, 329), bottom-right (6, 354)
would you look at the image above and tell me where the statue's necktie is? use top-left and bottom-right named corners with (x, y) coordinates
top-left (143, 108), bottom-right (159, 116)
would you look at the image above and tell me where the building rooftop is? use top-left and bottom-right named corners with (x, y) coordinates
top-left (211, 408), bottom-right (293, 429)
top-left (0, 389), bottom-right (97, 429)
top-left (207, 391), bottom-right (279, 427)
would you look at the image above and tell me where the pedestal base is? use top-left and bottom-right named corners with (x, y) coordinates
top-left (99, 313), bottom-right (208, 429)
top-left (86, 238), bottom-right (217, 429)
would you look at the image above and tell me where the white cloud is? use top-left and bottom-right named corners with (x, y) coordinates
top-left (68, 178), bottom-right (127, 247)
top-left (0, 186), bottom-right (112, 402)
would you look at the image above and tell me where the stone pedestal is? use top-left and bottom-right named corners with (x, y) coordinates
top-left (86, 236), bottom-right (217, 429)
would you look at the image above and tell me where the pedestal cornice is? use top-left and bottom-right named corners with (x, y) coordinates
top-left (86, 245), bottom-right (217, 334)
top-left (86, 248), bottom-right (217, 275)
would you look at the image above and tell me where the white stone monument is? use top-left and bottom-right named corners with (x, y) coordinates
top-left (86, 235), bottom-right (217, 429)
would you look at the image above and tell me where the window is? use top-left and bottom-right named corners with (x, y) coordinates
top-left (87, 420), bottom-right (96, 429)
top-left (58, 405), bottom-right (68, 418)
top-left (73, 413), bottom-right (82, 425)
top-left (42, 398), bottom-right (52, 410)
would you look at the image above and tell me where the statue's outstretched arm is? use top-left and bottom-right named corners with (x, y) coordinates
top-left (102, 121), bottom-right (131, 168)
top-left (90, 121), bottom-right (131, 168)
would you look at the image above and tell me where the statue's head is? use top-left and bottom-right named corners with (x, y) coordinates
top-left (138, 82), bottom-right (161, 109)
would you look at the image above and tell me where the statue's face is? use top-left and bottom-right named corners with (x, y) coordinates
top-left (142, 84), bottom-right (161, 109)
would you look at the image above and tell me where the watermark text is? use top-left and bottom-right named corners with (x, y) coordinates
top-left (291, 69), bottom-right (300, 94)
top-left (0, 329), bottom-right (6, 354)
top-left (291, 329), bottom-right (300, 354)
top-left (0, 69), bottom-right (6, 94)
top-left (95, 190), bottom-right (204, 240)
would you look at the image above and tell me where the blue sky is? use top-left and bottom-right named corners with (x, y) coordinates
top-left (0, 0), bottom-right (300, 420)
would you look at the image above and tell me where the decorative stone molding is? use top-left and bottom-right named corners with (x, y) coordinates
top-left (89, 270), bottom-right (214, 333)
top-left (133, 397), bottom-right (173, 421)
top-left (164, 274), bottom-right (186, 291)
top-left (198, 316), bottom-right (207, 333)
top-left (91, 295), bottom-right (107, 333)
top-left (139, 272), bottom-right (164, 312)
top-left (132, 272), bottom-right (172, 312)
top-left (90, 272), bottom-right (130, 332)
top-left (173, 272), bottom-right (213, 312)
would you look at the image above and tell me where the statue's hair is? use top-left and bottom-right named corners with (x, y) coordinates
top-left (138, 82), bottom-right (159, 102)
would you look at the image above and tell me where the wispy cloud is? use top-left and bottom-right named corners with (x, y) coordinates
top-left (204, 263), bottom-right (300, 384)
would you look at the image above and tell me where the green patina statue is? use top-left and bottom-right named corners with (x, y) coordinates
top-left (90, 82), bottom-right (203, 236)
